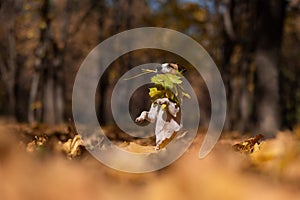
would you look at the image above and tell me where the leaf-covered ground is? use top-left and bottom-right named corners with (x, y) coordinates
top-left (0, 119), bottom-right (300, 200)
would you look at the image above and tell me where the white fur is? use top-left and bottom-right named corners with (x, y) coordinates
top-left (136, 98), bottom-right (182, 149)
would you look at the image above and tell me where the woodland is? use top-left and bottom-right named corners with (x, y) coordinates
top-left (0, 0), bottom-right (300, 200)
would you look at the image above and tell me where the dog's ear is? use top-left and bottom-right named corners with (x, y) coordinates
top-left (169, 63), bottom-right (178, 71)
top-left (176, 64), bottom-right (186, 74)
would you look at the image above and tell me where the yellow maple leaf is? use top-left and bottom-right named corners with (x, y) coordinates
top-left (149, 87), bottom-right (158, 98)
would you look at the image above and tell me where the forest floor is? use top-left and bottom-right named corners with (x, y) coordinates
top-left (0, 118), bottom-right (300, 200)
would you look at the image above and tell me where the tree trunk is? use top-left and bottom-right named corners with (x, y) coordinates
top-left (0, 20), bottom-right (17, 120)
top-left (43, 72), bottom-right (55, 124)
top-left (28, 73), bottom-right (40, 122)
top-left (6, 28), bottom-right (17, 117)
top-left (254, 0), bottom-right (286, 135)
top-left (220, 0), bottom-right (236, 131)
top-left (28, 0), bottom-right (65, 125)
top-left (54, 71), bottom-right (64, 123)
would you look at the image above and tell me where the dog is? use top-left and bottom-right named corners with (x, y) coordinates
top-left (135, 63), bottom-right (183, 150)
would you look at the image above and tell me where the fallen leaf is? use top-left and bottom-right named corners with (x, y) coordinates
top-left (233, 134), bottom-right (264, 153)
top-left (60, 135), bottom-right (84, 159)
top-left (26, 135), bottom-right (48, 153)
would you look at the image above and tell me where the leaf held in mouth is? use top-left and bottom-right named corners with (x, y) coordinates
top-left (150, 73), bottom-right (190, 105)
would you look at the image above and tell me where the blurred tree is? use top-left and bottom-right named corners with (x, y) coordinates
top-left (280, 2), bottom-right (300, 128)
top-left (0, 0), bottom-right (23, 119)
top-left (28, 0), bottom-right (99, 124)
top-left (97, 0), bottom-right (150, 124)
top-left (219, 0), bottom-right (287, 135)
top-left (254, 0), bottom-right (286, 135)
top-left (28, 0), bottom-right (64, 124)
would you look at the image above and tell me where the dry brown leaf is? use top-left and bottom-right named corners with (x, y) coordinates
top-left (232, 134), bottom-right (264, 153)
top-left (60, 135), bottom-right (84, 159)
top-left (26, 135), bottom-right (48, 153)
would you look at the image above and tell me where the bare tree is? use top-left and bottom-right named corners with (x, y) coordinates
top-left (97, 0), bottom-right (149, 124)
top-left (218, 0), bottom-right (255, 132)
top-left (0, 0), bottom-right (21, 119)
top-left (218, 0), bottom-right (286, 135)
top-left (254, 0), bottom-right (286, 135)
top-left (28, 0), bottom-right (64, 124)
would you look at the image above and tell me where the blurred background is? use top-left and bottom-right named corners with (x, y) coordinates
top-left (0, 0), bottom-right (299, 135)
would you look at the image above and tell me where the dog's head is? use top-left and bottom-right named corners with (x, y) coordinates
top-left (157, 63), bottom-right (185, 74)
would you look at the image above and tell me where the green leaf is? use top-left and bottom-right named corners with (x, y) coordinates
top-left (167, 74), bottom-right (182, 84)
top-left (149, 73), bottom-right (190, 105)
top-left (151, 74), bottom-right (182, 89)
